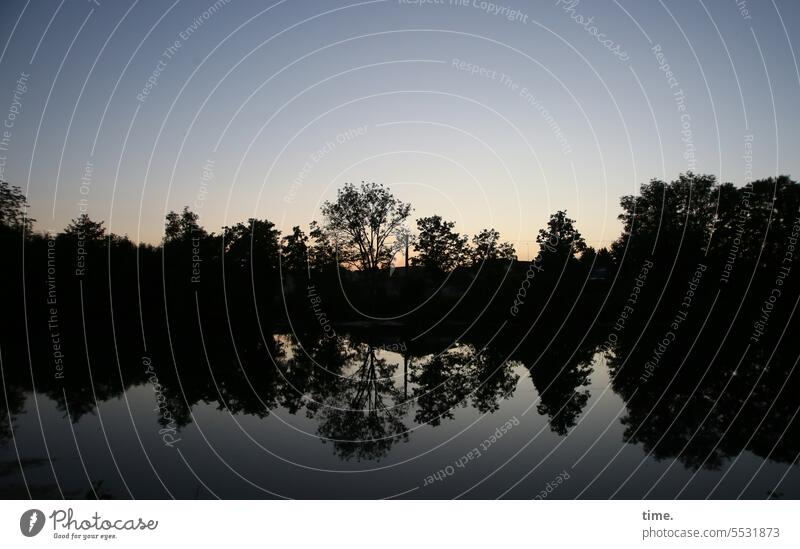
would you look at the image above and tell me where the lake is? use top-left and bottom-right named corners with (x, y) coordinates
top-left (2, 330), bottom-right (797, 499)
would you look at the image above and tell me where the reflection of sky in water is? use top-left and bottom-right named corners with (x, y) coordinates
top-left (2, 341), bottom-right (797, 499)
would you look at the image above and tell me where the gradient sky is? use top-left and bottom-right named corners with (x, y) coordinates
top-left (1, 0), bottom-right (799, 258)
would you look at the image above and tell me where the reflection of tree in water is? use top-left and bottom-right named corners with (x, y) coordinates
top-left (526, 344), bottom-right (594, 436)
top-left (206, 334), bottom-right (286, 421)
top-left (0, 382), bottom-right (25, 446)
top-left (54, 330), bottom-right (291, 432)
top-left (737, 348), bottom-right (800, 465)
top-left (470, 345), bottom-right (520, 413)
top-left (312, 344), bottom-right (408, 461)
top-left (2, 174), bottom-right (799, 499)
top-left (609, 336), bottom-right (800, 471)
top-left (605, 269), bottom-right (800, 472)
top-left (410, 344), bottom-right (519, 427)
top-left (411, 350), bottom-right (471, 427)
top-left (600, 174), bottom-right (800, 472)
top-left (278, 334), bottom-right (351, 415)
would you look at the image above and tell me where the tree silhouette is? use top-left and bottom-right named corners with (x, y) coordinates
top-left (412, 215), bottom-right (468, 272)
top-left (307, 220), bottom-right (339, 272)
top-left (2, 174), bottom-right (800, 496)
top-left (281, 225), bottom-right (309, 273)
top-left (61, 213), bottom-right (107, 242)
top-left (313, 343), bottom-right (408, 460)
top-left (411, 350), bottom-right (473, 426)
top-left (612, 173), bottom-right (718, 263)
top-left (164, 206), bottom-right (205, 243)
top-left (410, 343), bottom-right (519, 425)
top-left (320, 182), bottom-right (412, 271)
top-left (471, 228), bottom-right (516, 264)
top-left (536, 210), bottom-right (586, 266)
top-left (528, 345), bottom-right (594, 436)
top-left (223, 218), bottom-right (280, 272)
top-left (0, 180), bottom-right (33, 232)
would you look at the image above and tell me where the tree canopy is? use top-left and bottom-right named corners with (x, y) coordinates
top-left (320, 182), bottom-right (412, 271)
top-left (412, 215), bottom-right (468, 272)
top-left (536, 210), bottom-right (586, 265)
top-left (0, 180), bottom-right (33, 233)
top-left (471, 228), bottom-right (517, 264)
top-left (164, 206), bottom-right (205, 243)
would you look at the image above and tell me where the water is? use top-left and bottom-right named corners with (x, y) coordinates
top-left (1, 332), bottom-right (797, 499)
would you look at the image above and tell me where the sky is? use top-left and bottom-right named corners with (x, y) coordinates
top-left (1, 0), bottom-right (799, 258)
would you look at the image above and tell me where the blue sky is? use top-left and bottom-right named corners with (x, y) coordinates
top-left (1, 0), bottom-right (799, 255)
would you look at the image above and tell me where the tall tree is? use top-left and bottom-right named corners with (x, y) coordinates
top-left (470, 228), bottom-right (516, 264)
top-left (223, 218), bottom-right (280, 272)
top-left (0, 180), bottom-right (33, 232)
top-left (536, 210), bottom-right (586, 264)
top-left (308, 220), bottom-right (339, 272)
top-left (164, 206), bottom-right (205, 243)
top-left (412, 215), bottom-right (468, 272)
top-left (611, 173), bottom-right (718, 262)
top-left (320, 182), bottom-right (412, 271)
top-left (62, 213), bottom-right (107, 242)
top-left (281, 225), bottom-right (309, 272)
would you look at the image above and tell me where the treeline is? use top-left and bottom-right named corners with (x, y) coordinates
top-left (1, 173), bottom-right (800, 473)
top-left (1, 174), bottom-right (799, 333)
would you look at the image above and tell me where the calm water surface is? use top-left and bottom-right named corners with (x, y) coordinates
top-left (1, 333), bottom-right (797, 499)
